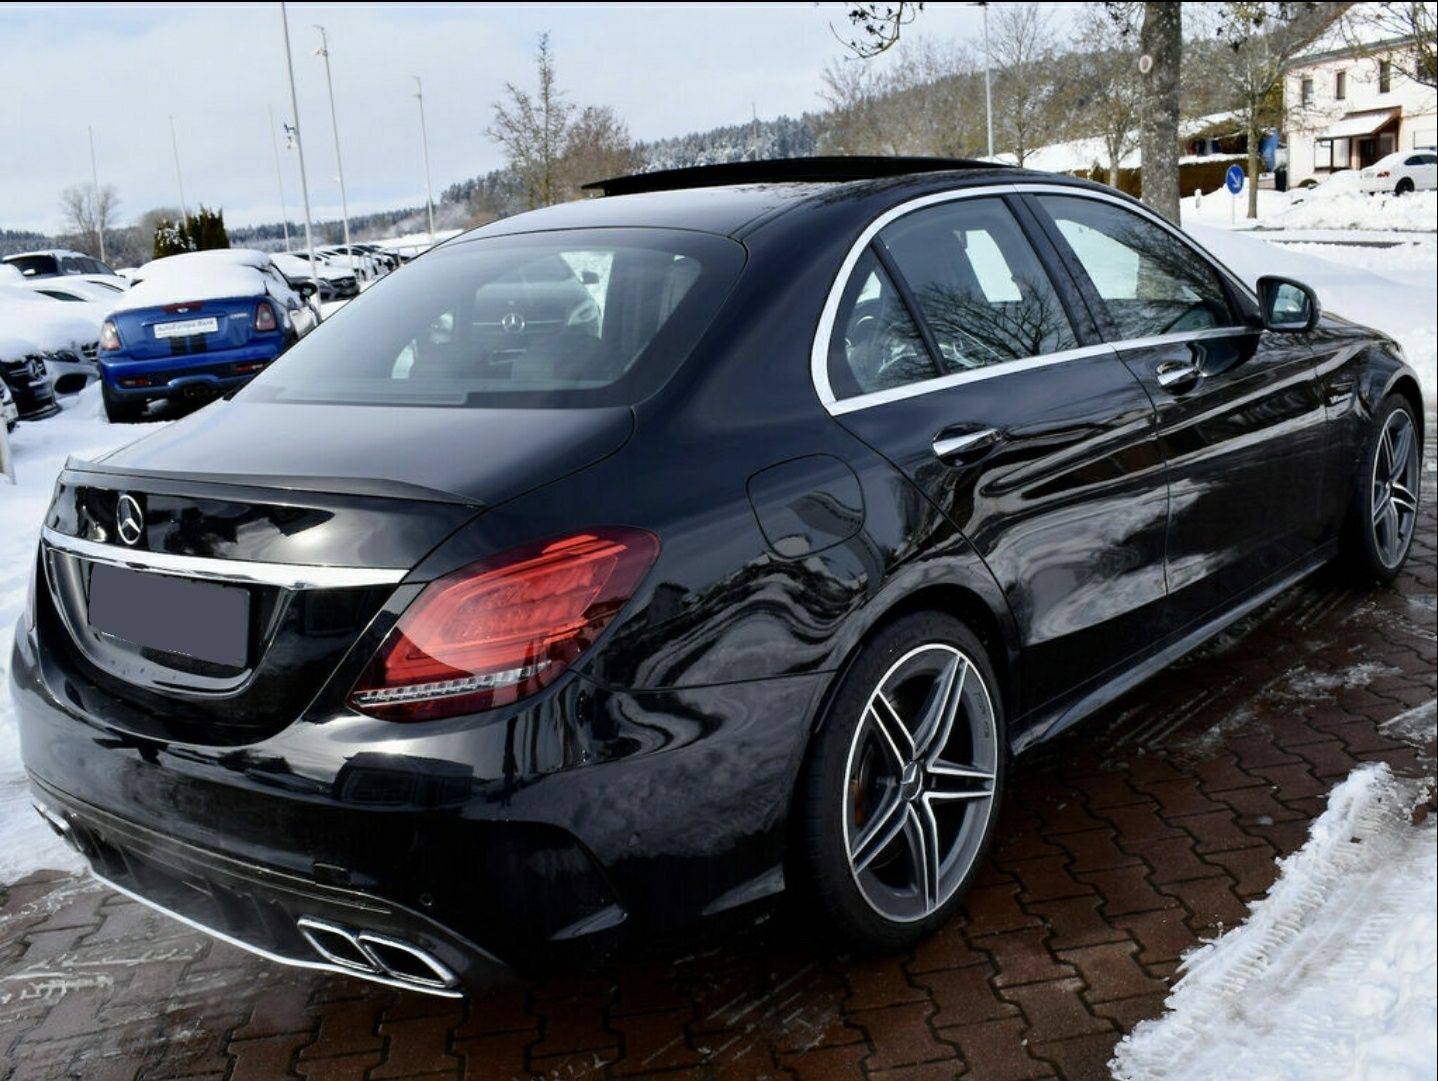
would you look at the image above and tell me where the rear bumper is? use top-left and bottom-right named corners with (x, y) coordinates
top-left (29, 776), bottom-right (508, 995)
top-left (100, 341), bottom-right (284, 400)
top-left (11, 613), bottom-right (825, 986)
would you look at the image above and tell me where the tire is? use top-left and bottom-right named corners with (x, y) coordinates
top-left (794, 611), bottom-right (1006, 951)
top-left (102, 384), bottom-right (146, 424)
top-left (1395, 178), bottom-right (1415, 195)
top-left (1344, 395), bottom-right (1422, 583)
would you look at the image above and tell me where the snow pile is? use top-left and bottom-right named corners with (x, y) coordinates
top-left (1188, 225), bottom-right (1437, 401)
top-left (0, 387), bottom-right (162, 884)
top-left (1112, 760), bottom-right (1438, 1081)
top-left (0, 287), bottom-right (101, 354)
top-left (111, 262), bottom-right (265, 314)
top-left (1283, 190), bottom-right (1438, 232)
top-left (1182, 169), bottom-right (1438, 232)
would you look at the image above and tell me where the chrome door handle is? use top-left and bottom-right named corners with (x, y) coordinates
top-left (1155, 360), bottom-right (1201, 391)
top-left (932, 427), bottom-right (999, 463)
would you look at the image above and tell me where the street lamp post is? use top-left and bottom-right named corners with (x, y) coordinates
top-left (268, 105), bottom-right (292, 253)
top-left (979, 2), bottom-right (994, 159)
top-left (280, 1), bottom-right (321, 302)
top-left (314, 25), bottom-right (356, 284)
top-left (87, 125), bottom-right (106, 262)
top-left (169, 115), bottom-right (189, 221)
top-left (413, 76), bottom-right (436, 245)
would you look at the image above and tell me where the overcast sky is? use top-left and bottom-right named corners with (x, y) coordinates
top-left (0, 2), bottom-right (1074, 235)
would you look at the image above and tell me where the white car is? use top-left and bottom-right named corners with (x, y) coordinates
top-left (1360, 149), bottom-right (1438, 195)
top-left (271, 252), bottom-right (358, 301)
top-left (0, 285), bottom-right (102, 396)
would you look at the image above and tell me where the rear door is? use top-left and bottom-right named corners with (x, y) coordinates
top-left (1026, 191), bottom-right (1329, 632)
top-left (821, 192), bottom-right (1169, 714)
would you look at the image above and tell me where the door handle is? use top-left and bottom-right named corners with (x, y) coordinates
top-left (1155, 360), bottom-right (1201, 392)
top-left (932, 427), bottom-right (1000, 464)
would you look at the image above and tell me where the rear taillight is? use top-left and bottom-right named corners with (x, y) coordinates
top-left (1377, 170), bottom-right (1390, 178)
top-left (100, 320), bottom-right (121, 351)
top-left (349, 528), bottom-right (660, 721)
top-left (255, 302), bottom-right (278, 332)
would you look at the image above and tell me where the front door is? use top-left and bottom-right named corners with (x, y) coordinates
top-left (1027, 192), bottom-right (1329, 633)
top-left (821, 193), bottom-right (1169, 716)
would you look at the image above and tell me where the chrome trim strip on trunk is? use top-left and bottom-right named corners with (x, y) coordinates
top-left (40, 527), bottom-right (407, 589)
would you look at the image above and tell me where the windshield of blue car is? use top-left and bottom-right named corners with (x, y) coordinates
top-left (239, 228), bottom-right (745, 409)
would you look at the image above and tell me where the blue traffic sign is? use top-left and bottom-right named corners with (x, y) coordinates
top-left (1225, 164), bottom-right (1245, 194)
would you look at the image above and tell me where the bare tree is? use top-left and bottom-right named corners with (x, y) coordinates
top-left (1340, 1), bottom-right (1437, 89)
top-left (834, 2), bottom-right (926, 58)
top-left (488, 33), bottom-right (575, 208)
top-left (819, 59), bottom-right (895, 154)
top-left (59, 182), bottom-right (119, 257)
top-left (1073, 10), bottom-right (1144, 186)
top-left (1204, 2), bottom-right (1338, 218)
top-left (990, 3), bottom-right (1060, 165)
top-left (558, 105), bottom-right (642, 197)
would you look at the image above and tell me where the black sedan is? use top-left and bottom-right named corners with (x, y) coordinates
top-left (13, 158), bottom-right (1424, 995)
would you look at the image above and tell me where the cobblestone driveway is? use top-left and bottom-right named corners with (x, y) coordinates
top-left (3, 433), bottom-right (1434, 1081)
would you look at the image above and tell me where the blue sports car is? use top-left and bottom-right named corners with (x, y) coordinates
top-left (99, 250), bottom-right (319, 422)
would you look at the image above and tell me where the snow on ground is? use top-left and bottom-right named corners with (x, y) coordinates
top-left (1188, 225), bottom-right (1438, 401)
top-left (1111, 756), bottom-right (1437, 1081)
top-left (1182, 168), bottom-right (1438, 233)
top-left (0, 387), bottom-right (164, 884)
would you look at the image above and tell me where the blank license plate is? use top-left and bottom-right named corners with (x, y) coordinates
top-left (153, 317), bottom-right (219, 339)
top-left (88, 563), bottom-right (249, 667)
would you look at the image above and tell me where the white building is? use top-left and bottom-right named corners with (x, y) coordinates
top-left (1284, 16), bottom-right (1438, 186)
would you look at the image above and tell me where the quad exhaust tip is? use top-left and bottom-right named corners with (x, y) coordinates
top-left (297, 916), bottom-right (460, 993)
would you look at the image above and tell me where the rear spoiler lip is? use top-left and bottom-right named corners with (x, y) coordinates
top-left (60, 458), bottom-right (483, 508)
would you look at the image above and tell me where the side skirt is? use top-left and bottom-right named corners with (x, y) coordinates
top-left (1013, 546), bottom-right (1337, 755)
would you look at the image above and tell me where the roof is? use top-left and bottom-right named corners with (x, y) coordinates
top-left (136, 248), bottom-right (273, 278)
top-left (1321, 108), bottom-right (1403, 139)
top-left (461, 159), bottom-right (1030, 243)
top-left (1, 248), bottom-right (89, 261)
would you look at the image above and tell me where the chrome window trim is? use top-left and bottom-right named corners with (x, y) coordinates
top-left (828, 343), bottom-right (1114, 415)
top-left (811, 182), bottom-right (1262, 416)
top-left (41, 526), bottom-right (407, 590)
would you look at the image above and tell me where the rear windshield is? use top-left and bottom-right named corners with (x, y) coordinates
top-left (4, 255), bottom-right (59, 277)
top-left (241, 228), bottom-right (744, 409)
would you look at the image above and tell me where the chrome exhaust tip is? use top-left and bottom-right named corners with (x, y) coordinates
top-left (297, 916), bottom-right (460, 993)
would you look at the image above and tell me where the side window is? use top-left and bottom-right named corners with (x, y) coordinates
top-left (1037, 195), bottom-right (1238, 339)
top-left (828, 249), bottom-right (934, 399)
top-left (879, 198), bottom-right (1078, 371)
top-left (61, 257), bottom-right (85, 274)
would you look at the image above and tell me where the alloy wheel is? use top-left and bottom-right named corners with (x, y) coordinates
top-left (842, 643), bottom-right (999, 924)
top-left (1371, 408), bottom-right (1420, 569)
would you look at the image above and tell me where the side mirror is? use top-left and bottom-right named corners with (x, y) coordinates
top-left (580, 270), bottom-right (600, 285)
top-left (1257, 276), bottom-right (1319, 332)
top-left (295, 281), bottom-right (319, 300)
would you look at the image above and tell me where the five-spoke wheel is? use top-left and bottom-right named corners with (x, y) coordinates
top-left (1348, 396), bottom-right (1422, 582)
top-left (796, 612), bottom-right (1004, 949)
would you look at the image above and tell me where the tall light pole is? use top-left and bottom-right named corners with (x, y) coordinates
top-left (280, 1), bottom-right (321, 301)
top-left (314, 25), bottom-right (356, 283)
top-left (169, 115), bottom-right (189, 221)
top-left (413, 76), bottom-right (435, 245)
top-left (978, 2), bottom-right (994, 159)
top-left (87, 125), bottom-right (106, 262)
top-left (267, 105), bottom-right (292, 252)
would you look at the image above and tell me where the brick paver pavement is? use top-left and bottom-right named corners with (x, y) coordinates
top-left (2, 429), bottom-right (1434, 1081)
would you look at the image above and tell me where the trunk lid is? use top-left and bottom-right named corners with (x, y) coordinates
top-left (37, 398), bottom-right (634, 745)
top-left (111, 296), bottom-right (273, 360)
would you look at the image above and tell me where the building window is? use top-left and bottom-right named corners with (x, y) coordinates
top-left (1378, 59), bottom-right (1392, 93)
top-left (1314, 139), bottom-right (1334, 171)
top-left (1335, 70), bottom-right (1347, 100)
top-left (1301, 76), bottom-right (1314, 105)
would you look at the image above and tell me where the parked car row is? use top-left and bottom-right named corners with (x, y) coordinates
top-left (0, 245), bottom-right (333, 426)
